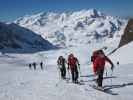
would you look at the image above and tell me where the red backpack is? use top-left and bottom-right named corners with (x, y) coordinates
top-left (68, 56), bottom-right (78, 70)
top-left (91, 49), bottom-right (104, 62)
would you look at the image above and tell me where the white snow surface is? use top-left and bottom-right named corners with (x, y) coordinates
top-left (0, 40), bottom-right (133, 100)
top-left (110, 41), bottom-right (133, 64)
top-left (15, 9), bottom-right (127, 47)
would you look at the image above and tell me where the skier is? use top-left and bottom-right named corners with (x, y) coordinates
top-left (29, 63), bottom-right (32, 69)
top-left (33, 62), bottom-right (37, 70)
top-left (57, 56), bottom-right (66, 79)
top-left (91, 50), bottom-right (114, 89)
top-left (40, 61), bottom-right (43, 70)
top-left (68, 53), bottom-right (80, 83)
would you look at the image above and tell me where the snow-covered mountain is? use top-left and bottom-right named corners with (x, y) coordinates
top-left (15, 9), bottom-right (127, 47)
top-left (0, 22), bottom-right (55, 53)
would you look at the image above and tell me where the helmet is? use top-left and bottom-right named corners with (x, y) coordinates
top-left (70, 53), bottom-right (74, 57)
top-left (59, 56), bottom-right (63, 59)
top-left (98, 49), bottom-right (104, 55)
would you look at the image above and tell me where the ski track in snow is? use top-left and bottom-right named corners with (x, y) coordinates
top-left (0, 44), bottom-right (133, 100)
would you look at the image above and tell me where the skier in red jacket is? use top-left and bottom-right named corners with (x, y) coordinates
top-left (68, 53), bottom-right (80, 83)
top-left (91, 50), bottom-right (114, 88)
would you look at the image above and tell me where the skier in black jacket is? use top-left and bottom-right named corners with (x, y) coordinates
top-left (57, 56), bottom-right (67, 79)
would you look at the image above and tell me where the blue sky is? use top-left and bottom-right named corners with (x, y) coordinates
top-left (0, 0), bottom-right (133, 22)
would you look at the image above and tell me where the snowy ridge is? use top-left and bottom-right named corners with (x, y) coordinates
top-left (0, 22), bottom-right (55, 53)
top-left (15, 9), bottom-right (127, 47)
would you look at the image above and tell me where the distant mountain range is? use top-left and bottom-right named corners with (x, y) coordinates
top-left (15, 9), bottom-right (127, 47)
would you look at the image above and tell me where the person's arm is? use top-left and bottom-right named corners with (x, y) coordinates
top-left (76, 58), bottom-right (81, 75)
top-left (57, 59), bottom-right (59, 65)
top-left (67, 58), bottom-right (70, 70)
top-left (91, 56), bottom-right (93, 62)
top-left (105, 56), bottom-right (114, 70)
top-left (65, 59), bottom-right (67, 64)
top-left (57, 59), bottom-right (60, 69)
top-left (64, 59), bottom-right (67, 69)
top-left (77, 58), bottom-right (80, 65)
top-left (76, 58), bottom-right (80, 69)
top-left (93, 60), bottom-right (98, 75)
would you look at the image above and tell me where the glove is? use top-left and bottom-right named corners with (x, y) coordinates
top-left (111, 64), bottom-right (114, 71)
top-left (67, 67), bottom-right (69, 70)
top-left (95, 71), bottom-right (98, 76)
top-left (78, 64), bottom-right (80, 68)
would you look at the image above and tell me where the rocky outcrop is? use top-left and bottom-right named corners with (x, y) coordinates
top-left (119, 19), bottom-right (133, 48)
top-left (0, 22), bottom-right (55, 53)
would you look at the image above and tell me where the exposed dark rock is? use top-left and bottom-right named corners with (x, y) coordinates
top-left (119, 19), bottom-right (133, 48)
top-left (0, 22), bottom-right (56, 53)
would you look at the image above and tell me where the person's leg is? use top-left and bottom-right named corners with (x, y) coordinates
top-left (34, 65), bottom-right (36, 70)
top-left (60, 68), bottom-right (64, 79)
top-left (97, 69), bottom-right (104, 87)
top-left (41, 65), bottom-right (43, 70)
top-left (99, 69), bottom-right (104, 87)
top-left (75, 68), bottom-right (79, 83)
top-left (62, 67), bottom-right (66, 79)
top-left (29, 64), bottom-right (31, 69)
top-left (71, 69), bottom-right (75, 82)
top-left (64, 68), bottom-right (66, 77)
top-left (96, 69), bottom-right (101, 86)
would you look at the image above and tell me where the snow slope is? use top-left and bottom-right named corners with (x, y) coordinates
top-left (110, 41), bottom-right (133, 64)
top-left (0, 22), bottom-right (55, 53)
top-left (15, 9), bottom-right (127, 47)
top-left (0, 41), bottom-right (133, 100)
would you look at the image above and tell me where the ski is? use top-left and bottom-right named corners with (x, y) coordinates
top-left (89, 84), bottom-right (105, 91)
top-left (56, 78), bottom-right (84, 87)
top-left (88, 84), bottom-right (118, 95)
top-left (67, 80), bottom-right (85, 85)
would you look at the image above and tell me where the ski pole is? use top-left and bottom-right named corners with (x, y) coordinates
top-left (110, 68), bottom-right (114, 87)
top-left (67, 64), bottom-right (71, 80)
top-left (78, 64), bottom-right (81, 75)
top-left (105, 67), bottom-right (108, 77)
top-left (78, 64), bottom-right (82, 82)
top-left (58, 65), bottom-right (61, 80)
top-left (56, 65), bottom-right (61, 87)
top-left (67, 69), bottom-right (71, 80)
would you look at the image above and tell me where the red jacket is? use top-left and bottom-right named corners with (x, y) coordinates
top-left (68, 57), bottom-right (78, 70)
top-left (91, 50), bottom-right (99, 62)
top-left (93, 56), bottom-right (113, 75)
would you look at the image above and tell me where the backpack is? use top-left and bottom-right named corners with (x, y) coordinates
top-left (57, 56), bottom-right (65, 66)
top-left (91, 49), bottom-right (104, 62)
top-left (68, 58), bottom-right (76, 65)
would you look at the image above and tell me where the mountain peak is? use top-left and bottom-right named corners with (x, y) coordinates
top-left (85, 9), bottom-right (103, 17)
top-left (15, 9), bottom-right (127, 47)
